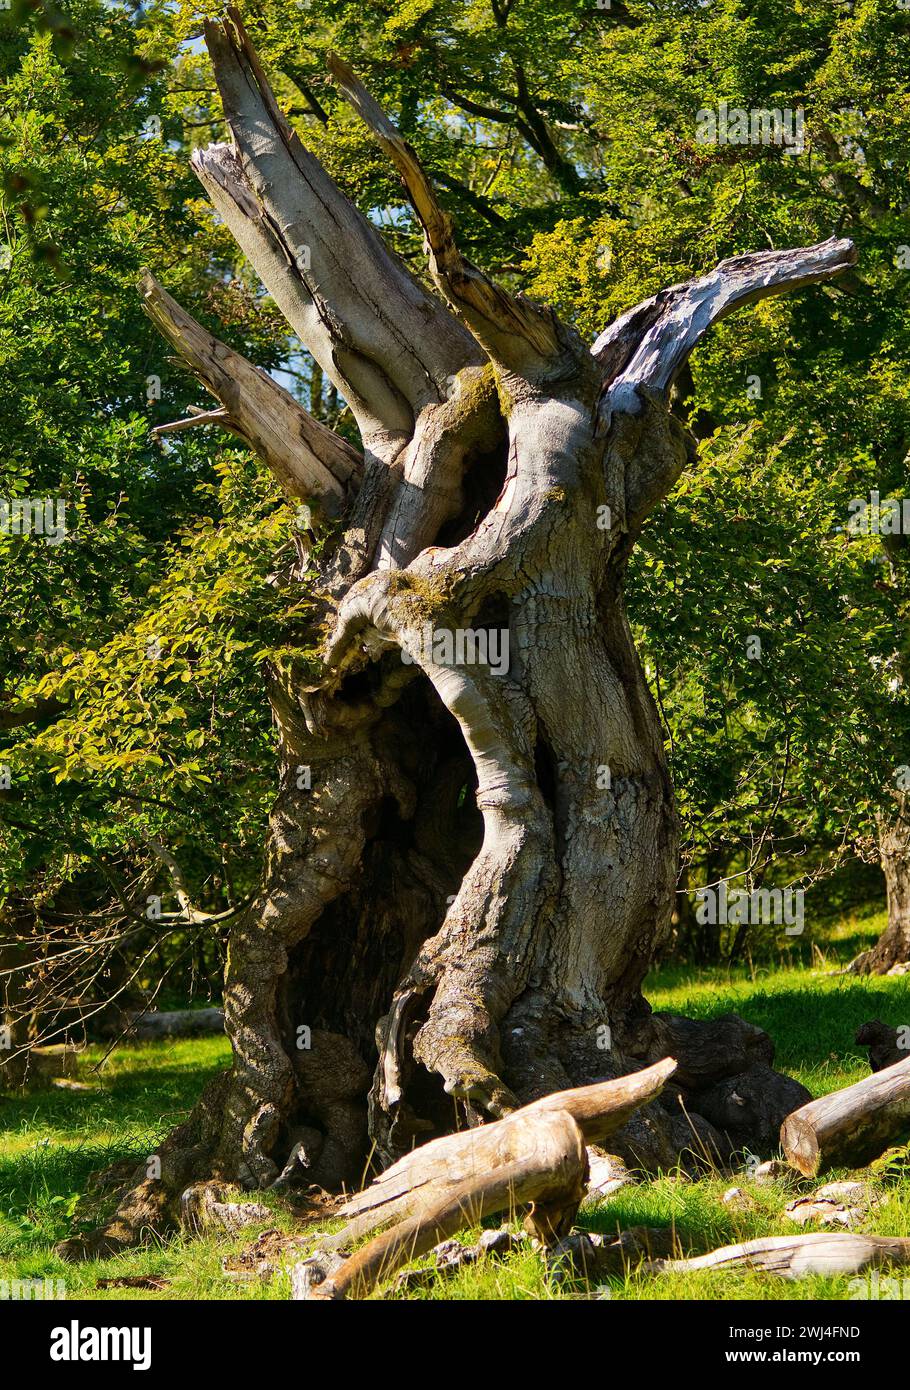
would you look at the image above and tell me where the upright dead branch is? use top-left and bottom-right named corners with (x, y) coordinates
top-left (328, 52), bottom-right (579, 382)
top-left (196, 9), bottom-right (482, 453)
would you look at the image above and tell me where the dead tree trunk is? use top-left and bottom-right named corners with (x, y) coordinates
top-left (56, 11), bottom-right (856, 1259)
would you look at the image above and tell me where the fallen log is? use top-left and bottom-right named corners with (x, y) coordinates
top-left (123, 1008), bottom-right (224, 1040)
top-left (780, 1054), bottom-right (910, 1177)
top-left (1, 1043), bottom-right (83, 1090)
top-left (301, 1057), bottom-right (677, 1299)
top-left (308, 1110), bottom-right (587, 1300)
top-left (647, 1232), bottom-right (910, 1280)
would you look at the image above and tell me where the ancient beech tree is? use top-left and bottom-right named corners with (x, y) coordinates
top-left (60, 12), bottom-right (856, 1258)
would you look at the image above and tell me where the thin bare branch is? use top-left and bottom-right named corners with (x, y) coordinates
top-left (152, 407), bottom-right (232, 436)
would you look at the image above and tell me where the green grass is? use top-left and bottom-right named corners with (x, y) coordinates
top-left (646, 905), bottom-right (907, 1097)
top-left (2, 904), bottom-right (909, 1301)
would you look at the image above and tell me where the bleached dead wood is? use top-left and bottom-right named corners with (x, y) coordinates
top-left (94, 4), bottom-right (859, 1268)
top-left (593, 238), bottom-right (857, 418)
top-left (198, 10), bottom-right (482, 453)
top-left (308, 1109), bottom-right (587, 1300)
top-left (301, 1058), bottom-right (676, 1299)
top-left (648, 1232), bottom-right (910, 1280)
top-left (140, 270), bottom-right (361, 515)
top-left (781, 1054), bottom-right (910, 1176)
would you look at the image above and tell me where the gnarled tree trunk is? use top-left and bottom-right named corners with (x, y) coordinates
top-left (56, 10), bottom-right (855, 1259)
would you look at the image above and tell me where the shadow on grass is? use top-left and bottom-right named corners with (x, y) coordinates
top-left (0, 1042), bottom-right (229, 1253)
top-left (576, 1185), bottom-right (746, 1263)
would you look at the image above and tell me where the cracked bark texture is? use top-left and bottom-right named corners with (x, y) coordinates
top-left (55, 9), bottom-right (857, 1259)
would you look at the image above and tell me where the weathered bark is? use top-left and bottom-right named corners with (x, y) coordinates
top-left (298, 1060), bottom-right (674, 1299)
top-left (781, 1054), bottom-right (910, 1177)
top-left (0, 923), bottom-right (36, 1090)
top-left (648, 1232), bottom-right (910, 1280)
top-left (58, 10), bottom-right (856, 1260)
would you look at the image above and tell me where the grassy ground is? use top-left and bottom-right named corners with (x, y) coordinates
top-left (2, 903), bottom-right (909, 1301)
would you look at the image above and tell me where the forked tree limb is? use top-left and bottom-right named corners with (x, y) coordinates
top-left (326, 1058), bottom-right (678, 1252)
top-left (197, 10), bottom-right (483, 448)
top-left (140, 269), bottom-right (361, 514)
top-left (781, 1053), bottom-right (910, 1177)
top-left (306, 1110), bottom-right (588, 1300)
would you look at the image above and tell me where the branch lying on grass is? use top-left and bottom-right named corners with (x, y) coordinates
top-left (306, 1111), bottom-right (587, 1300)
top-left (780, 1054), bottom-right (910, 1177)
top-left (647, 1232), bottom-right (910, 1280)
top-left (299, 1058), bottom-right (677, 1300)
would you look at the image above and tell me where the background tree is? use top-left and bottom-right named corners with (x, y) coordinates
top-left (0, 0), bottom-right (305, 1053)
top-left (519, 0), bottom-right (910, 964)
